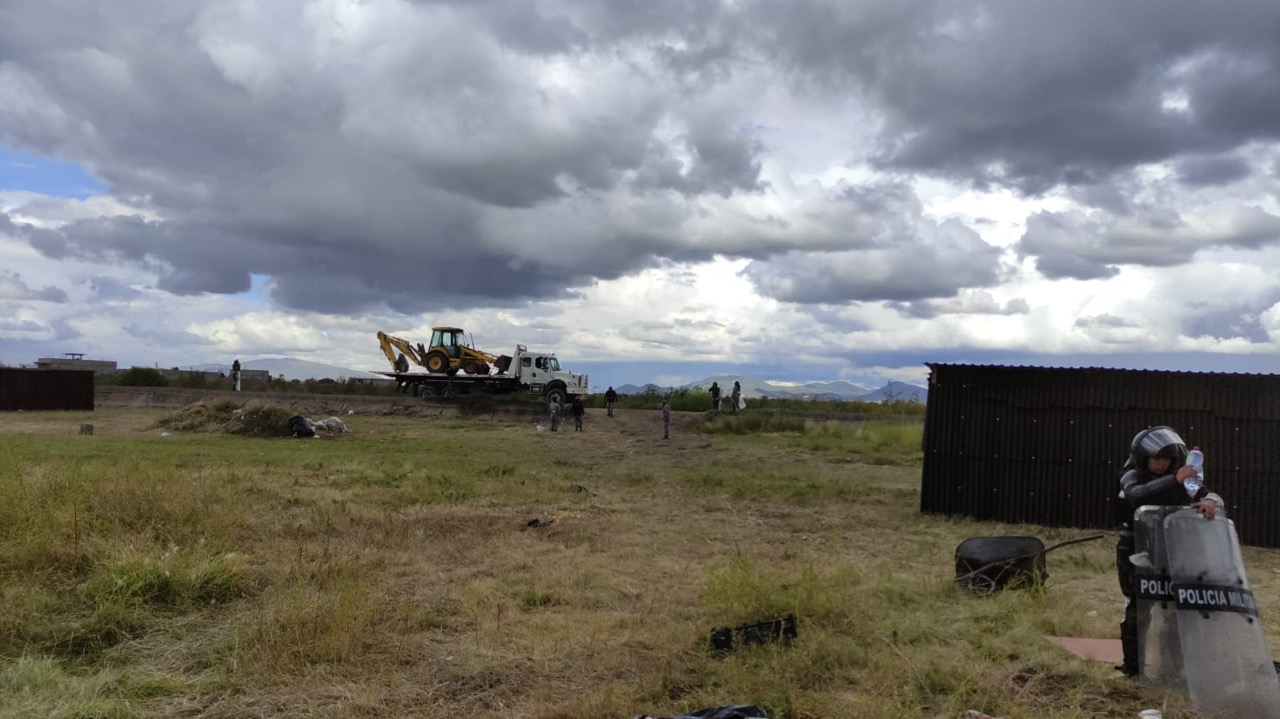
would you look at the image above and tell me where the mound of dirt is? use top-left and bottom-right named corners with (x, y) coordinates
top-left (152, 399), bottom-right (318, 437)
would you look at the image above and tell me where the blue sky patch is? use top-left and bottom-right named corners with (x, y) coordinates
top-left (0, 147), bottom-right (106, 198)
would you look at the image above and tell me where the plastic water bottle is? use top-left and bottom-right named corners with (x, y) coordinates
top-left (1185, 446), bottom-right (1204, 497)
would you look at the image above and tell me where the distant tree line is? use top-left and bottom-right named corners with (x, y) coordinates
top-left (97, 369), bottom-right (401, 396)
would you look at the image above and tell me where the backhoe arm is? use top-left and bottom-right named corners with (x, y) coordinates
top-left (377, 332), bottom-right (429, 370)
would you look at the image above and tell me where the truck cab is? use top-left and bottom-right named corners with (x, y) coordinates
top-left (510, 345), bottom-right (589, 404)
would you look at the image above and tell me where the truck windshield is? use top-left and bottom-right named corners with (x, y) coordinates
top-left (546, 357), bottom-right (561, 371)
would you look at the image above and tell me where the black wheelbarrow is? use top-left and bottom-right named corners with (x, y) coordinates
top-left (954, 533), bottom-right (1106, 595)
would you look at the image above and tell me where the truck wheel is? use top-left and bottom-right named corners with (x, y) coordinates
top-left (441, 387), bottom-right (457, 398)
top-left (545, 386), bottom-right (567, 406)
top-left (418, 385), bottom-right (436, 398)
top-left (426, 351), bottom-right (450, 374)
top-left (463, 359), bottom-right (481, 375)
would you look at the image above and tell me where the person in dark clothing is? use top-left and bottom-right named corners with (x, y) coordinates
top-left (1114, 425), bottom-right (1223, 677)
top-left (730, 381), bottom-right (741, 414)
top-left (572, 396), bottom-right (585, 431)
top-left (661, 398), bottom-right (670, 439)
top-left (605, 387), bottom-right (618, 417)
top-left (709, 381), bottom-right (721, 411)
top-left (231, 359), bottom-right (242, 391)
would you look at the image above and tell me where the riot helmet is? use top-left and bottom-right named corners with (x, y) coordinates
top-left (1125, 426), bottom-right (1188, 472)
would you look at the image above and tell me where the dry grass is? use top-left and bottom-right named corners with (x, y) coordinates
top-left (0, 404), bottom-right (1276, 718)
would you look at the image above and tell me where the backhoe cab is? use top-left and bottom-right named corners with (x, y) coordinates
top-left (424, 327), bottom-right (507, 376)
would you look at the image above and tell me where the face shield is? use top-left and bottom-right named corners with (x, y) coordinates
top-left (1138, 427), bottom-right (1187, 458)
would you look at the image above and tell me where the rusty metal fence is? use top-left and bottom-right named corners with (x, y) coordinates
top-left (921, 364), bottom-right (1280, 548)
top-left (0, 368), bottom-right (95, 411)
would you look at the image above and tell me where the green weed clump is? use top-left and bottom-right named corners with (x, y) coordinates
top-left (794, 419), bottom-right (923, 465)
top-left (701, 415), bottom-right (922, 465)
top-left (702, 411), bottom-right (806, 435)
top-left (80, 551), bottom-right (249, 608)
top-left (0, 656), bottom-right (185, 718)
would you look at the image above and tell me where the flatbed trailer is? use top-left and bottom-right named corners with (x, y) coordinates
top-left (380, 344), bottom-right (588, 406)
top-left (381, 372), bottom-right (574, 405)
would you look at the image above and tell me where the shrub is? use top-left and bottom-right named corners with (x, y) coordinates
top-left (118, 368), bottom-right (169, 387)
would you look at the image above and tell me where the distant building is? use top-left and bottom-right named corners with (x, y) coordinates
top-left (36, 353), bottom-right (118, 375)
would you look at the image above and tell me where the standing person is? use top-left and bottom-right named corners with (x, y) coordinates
top-left (661, 398), bottom-right (671, 440)
top-left (1114, 425), bottom-right (1223, 677)
top-left (709, 381), bottom-right (721, 411)
top-left (605, 386), bottom-right (618, 417)
top-left (231, 359), bottom-right (242, 392)
top-left (730, 381), bottom-right (741, 414)
top-left (572, 396), bottom-right (585, 431)
top-left (549, 397), bottom-right (562, 432)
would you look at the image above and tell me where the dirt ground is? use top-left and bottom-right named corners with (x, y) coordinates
top-left (87, 386), bottom-right (710, 441)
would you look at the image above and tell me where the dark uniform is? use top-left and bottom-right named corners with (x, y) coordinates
top-left (605, 387), bottom-right (618, 417)
top-left (1114, 426), bottom-right (1212, 677)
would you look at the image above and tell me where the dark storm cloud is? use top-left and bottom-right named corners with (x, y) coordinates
top-left (3, 0), bottom-right (1278, 318)
top-left (742, 217), bottom-right (1002, 303)
top-left (0, 0), bottom-right (775, 314)
top-left (1175, 155), bottom-right (1252, 187)
top-left (1019, 205), bottom-right (1280, 280)
top-left (634, 126), bottom-right (767, 198)
top-left (890, 292), bottom-right (1030, 320)
top-left (742, 0), bottom-right (1280, 194)
top-left (1184, 309), bottom-right (1271, 343)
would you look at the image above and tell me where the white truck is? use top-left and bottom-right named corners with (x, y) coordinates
top-left (382, 344), bottom-right (589, 406)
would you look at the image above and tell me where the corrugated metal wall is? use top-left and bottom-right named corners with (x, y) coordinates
top-left (921, 364), bottom-right (1280, 548)
top-left (0, 369), bottom-right (95, 411)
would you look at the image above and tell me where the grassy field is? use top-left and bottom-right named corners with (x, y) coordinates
top-left (1, 402), bottom-right (1276, 718)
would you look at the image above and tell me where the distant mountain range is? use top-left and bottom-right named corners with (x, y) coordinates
top-left (615, 376), bottom-right (927, 403)
top-left (192, 360), bottom-right (927, 401)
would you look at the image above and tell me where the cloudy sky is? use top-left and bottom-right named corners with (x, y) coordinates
top-left (2, 0), bottom-right (1279, 391)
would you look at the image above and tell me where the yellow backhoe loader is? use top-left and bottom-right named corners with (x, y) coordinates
top-left (377, 327), bottom-right (507, 376)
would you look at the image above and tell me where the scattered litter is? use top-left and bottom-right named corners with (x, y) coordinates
top-left (708, 614), bottom-right (796, 654)
top-left (965, 711), bottom-right (1003, 719)
top-left (288, 415), bottom-right (348, 437)
top-left (79, 424), bottom-right (94, 435)
top-left (568, 484), bottom-right (589, 493)
top-left (159, 432), bottom-right (172, 437)
top-left (289, 415), bottom-right (316, 438)
top-left (1138, 710), bottom-right (1162, 719)
top-left (525, 518), bottom-right (554, 528)
top-left (535, 422), bottom-right (546, 432)
top-left (314, 416), bottom-right (348, 432)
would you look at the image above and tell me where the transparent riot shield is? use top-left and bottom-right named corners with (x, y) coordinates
top-left (1131, 506), bottom-right (1183, 684)
top-left (1163, 509), bottom-right (1280, 715)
